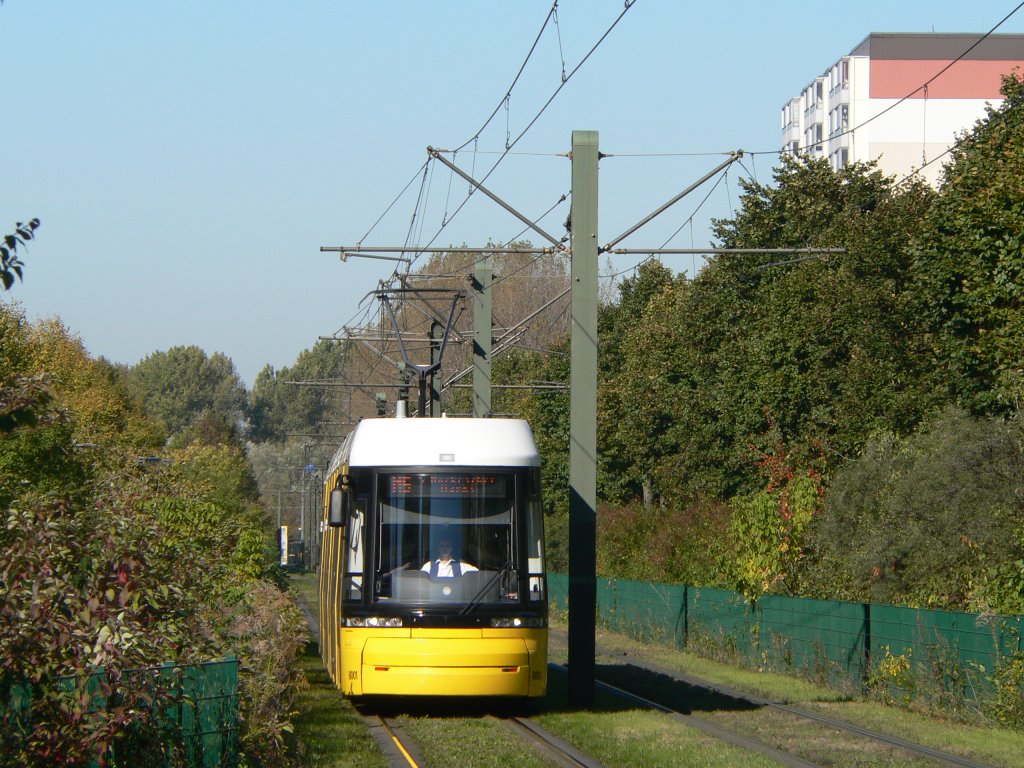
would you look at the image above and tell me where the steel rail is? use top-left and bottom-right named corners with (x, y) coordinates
top-left (577, 638), bottom-right (998, 768)
top-left (359, 713), bottom-right (424, 768)
top-left (548, 662), bottom-right (821, 768)
top-left (498, 715), bottom-right (607, 768)
top-left (618, 656), bottom-right (996, 768)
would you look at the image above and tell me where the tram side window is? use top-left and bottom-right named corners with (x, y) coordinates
top-left (344, 495), bottom-right (366, 600)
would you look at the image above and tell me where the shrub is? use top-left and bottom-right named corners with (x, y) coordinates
top-left (230, 583), bottom-right (308, 766)
top-left (808, 408), bottom-right (1024, 610)
top-left (0, 305), bottom-right (307, 765)
top-left (987, 653), bottom-right (1024, 729)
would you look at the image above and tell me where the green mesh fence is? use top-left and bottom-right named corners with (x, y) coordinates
top-left (550, 574), bottom-right (1023, 699)
top-left (1, 657), bottom-right (239, 767)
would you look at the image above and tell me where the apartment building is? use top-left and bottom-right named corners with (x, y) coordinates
top-left (781, 33), bottom-right (1024, 184)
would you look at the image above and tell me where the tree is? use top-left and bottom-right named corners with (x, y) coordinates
top-left (248, 339), bottom-right (347, 443)
top-left (0, 308), bottom-right (307, 765)
top-left (910, 73), bottom-right (1024, 416)
top-left (604, 155), bottom-right (937, 505)
top-left (598, 260), bottom-right (682, 506)
top-left (126, 346), bottom-right (246, 439)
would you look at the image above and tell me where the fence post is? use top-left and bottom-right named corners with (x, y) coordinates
top-left (682, 584), bottom-right (689, 648)
top-left (862, 601), bottom-right (871, 687)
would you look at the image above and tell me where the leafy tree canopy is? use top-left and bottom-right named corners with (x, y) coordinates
top-left (910, 72), bottom-right (1024, 416)
top-left (600, 156), bottom-right (937, 508)
top-left (126, 345), bottom-right (246, 440)
top-left (247, 339), bottom-right (346, 443)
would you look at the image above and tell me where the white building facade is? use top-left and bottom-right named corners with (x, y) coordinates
top-left (781, 33), bottom-right (1024, 185)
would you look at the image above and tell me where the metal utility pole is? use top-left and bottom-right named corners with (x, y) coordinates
top-left (299, 471), bottom-right (307, 570)
top-left (472, 258), bottom-right (493, 417)
top-left (568, 130), bottom-right (598, 708)
top-left (430, 320), bottom-right (443, 417)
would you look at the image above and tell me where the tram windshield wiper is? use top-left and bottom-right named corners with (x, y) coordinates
top-left (459, 560), bottom-right (513, 615)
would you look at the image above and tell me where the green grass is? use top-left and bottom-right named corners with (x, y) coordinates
top-left (289, 642), bottom-right (388, 768)
top-left (808, 701), bottom-right (1024, 767)
top-left (396, 714), bottom-right (559, 768)
top-left (535, 670), bottom-right (782, 768)
top-left (540, 709), bottom-right (781, 768)
top-left (289, 569), bottom-right (321, 625)
top-left (287, 572), bottom-right (387, 768)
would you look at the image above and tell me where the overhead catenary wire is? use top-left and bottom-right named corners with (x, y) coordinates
top-left (452, 1), bottom-right (560, 154)
top-left (356, 161), bottom-right (429, 246)
top-left (895, 63), bottom-right (1024, 188)
top-left (600, 166), bottom-right (731, 280)
top-left (414, 1), bottom-right (638, 266)
top-left (345, 0), bottom-right (564, 287)
top-left (406, 191), bottom-right (572, 281)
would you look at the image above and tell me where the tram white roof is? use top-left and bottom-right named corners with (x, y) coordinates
top-left (343, 417), bottom-right (540, 468)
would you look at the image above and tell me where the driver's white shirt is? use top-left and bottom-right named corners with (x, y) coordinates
top-left (421, 559), bottom-right (479, 577)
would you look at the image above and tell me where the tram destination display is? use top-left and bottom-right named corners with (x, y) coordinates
top-left (388, 473), bottom-right (507, 498)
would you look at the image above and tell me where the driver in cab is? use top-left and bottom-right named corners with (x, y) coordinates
top-left (421, 539), bottom-right (478, 577)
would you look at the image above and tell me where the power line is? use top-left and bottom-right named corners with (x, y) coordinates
top-left (350, 2), bottom-right (560, 267)
top-left (413, 1), bottom-right (638, 265)
top-left (357, 161), bottom-right (429, 246)
top-left (600, 168), bottom-right (730, 280)
top-left (894, 68), bottom-right (1023, 187)
top-left (452, 1), bottom-right (560, 153)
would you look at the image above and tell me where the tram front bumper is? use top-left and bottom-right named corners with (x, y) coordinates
top-left (360, 634), bottom-right (540, 696)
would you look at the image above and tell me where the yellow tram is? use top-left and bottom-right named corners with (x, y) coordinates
top-left (318, 415), bottom-right (548, 698)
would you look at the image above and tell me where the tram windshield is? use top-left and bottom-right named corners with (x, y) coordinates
top-left (374, 471), bottom-right (523, 604)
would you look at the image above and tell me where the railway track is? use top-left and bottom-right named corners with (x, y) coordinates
top-left (497, 715), bottom-right (607, 768)
top-left (551, 632), bottom-right (999, 768)
top-left (548, 661), bottom-right (822, 768)
top-left (359, 710), bottom-right (428, 768)
top-left (359, 701), bottom-right (606, 768)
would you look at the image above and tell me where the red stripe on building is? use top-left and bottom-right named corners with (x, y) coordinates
top-left (869, 59), bottom-right (1022, 99)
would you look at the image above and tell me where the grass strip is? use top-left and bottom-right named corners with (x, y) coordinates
top-left (290, 642), bottom-right (388, 768)
top-left (288, 573), bottom-right (386, 767)
top-left (395, 714), bottom-right (559, 768)
top-left (536, 671), bottom-right (782, 768)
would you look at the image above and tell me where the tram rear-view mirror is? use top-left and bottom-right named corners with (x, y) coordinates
top-left (328, 488), bottom-right (349, 527)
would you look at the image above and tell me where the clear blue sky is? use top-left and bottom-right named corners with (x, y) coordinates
top-left (5, 1), bottom-right (1022, 386)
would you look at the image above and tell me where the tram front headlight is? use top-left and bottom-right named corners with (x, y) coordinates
top-left (343, 617), bottom-right (404, 628)
top-left (489, 616), bottom-right (545, 628)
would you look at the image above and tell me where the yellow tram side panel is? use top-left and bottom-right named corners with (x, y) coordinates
top-left (338, 627), bottom-right (547, 697)
top-left (318, 465), bottom-right (347, 689)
